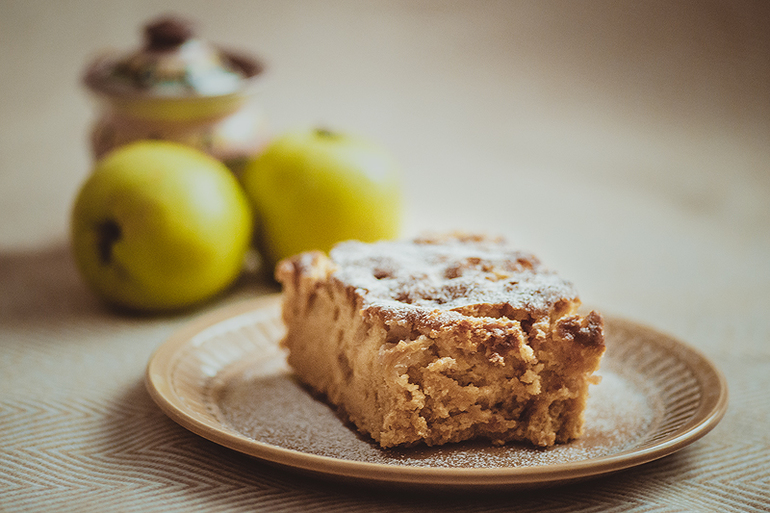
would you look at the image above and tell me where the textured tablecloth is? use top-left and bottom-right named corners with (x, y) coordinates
top-left (2, 1), bottom-right (769, 511)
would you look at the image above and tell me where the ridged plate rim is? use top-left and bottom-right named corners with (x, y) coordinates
top-left (145, 293), bottom-right (728, 490)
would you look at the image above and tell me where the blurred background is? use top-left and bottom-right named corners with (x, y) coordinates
top-left (1, 0), bottom-right (768, 329)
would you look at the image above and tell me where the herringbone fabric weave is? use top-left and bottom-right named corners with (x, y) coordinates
top-left (1, 245), bottom-right (768, 512)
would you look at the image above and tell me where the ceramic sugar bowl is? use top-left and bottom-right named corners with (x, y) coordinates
top-left (83, 15), bottom-right (269, 172)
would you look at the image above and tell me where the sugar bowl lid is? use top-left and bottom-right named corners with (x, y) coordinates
top-left (83, 15), bottom-right (263, 99)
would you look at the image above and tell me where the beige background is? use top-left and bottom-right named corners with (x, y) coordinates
top-left (1, 1), bottom-right (768, 511)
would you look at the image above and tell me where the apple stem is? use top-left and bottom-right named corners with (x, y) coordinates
top-left (97, 220), bottom-right (122, 265)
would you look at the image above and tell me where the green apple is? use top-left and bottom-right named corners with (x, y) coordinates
top-left (70, 140), bottom-right (253, 311)
top-left (240, 128), bottom-right (402, 270)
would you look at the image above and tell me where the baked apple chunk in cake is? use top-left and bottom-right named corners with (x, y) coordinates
top-left (275, 234), bottom-right (605, 448)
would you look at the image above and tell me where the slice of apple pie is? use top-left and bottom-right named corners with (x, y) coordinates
top-left (275, 233), bottom-right (605, 448)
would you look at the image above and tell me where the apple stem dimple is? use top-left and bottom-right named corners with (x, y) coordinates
top-left (96, 219), bottom-right (122, 265)
top-left (314, 127), bottom-right (340, 139)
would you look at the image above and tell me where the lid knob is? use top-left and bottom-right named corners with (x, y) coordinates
top-left (144, 16), bottom-right (195, 51)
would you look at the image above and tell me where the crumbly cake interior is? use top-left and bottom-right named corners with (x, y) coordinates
top-left (276, 234), bottom-right (605, 449)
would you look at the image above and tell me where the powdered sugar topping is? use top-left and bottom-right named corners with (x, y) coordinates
top-left (329, 235), bottom-right (579, 317)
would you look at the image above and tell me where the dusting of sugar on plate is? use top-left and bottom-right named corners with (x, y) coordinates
top-left (213, 353), bottom-right (654, 468)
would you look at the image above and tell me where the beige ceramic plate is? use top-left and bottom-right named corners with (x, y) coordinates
top-left (146, 294), bottom-right (728, 490)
